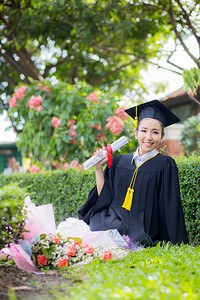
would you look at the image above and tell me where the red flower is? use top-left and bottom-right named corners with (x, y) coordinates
top-left (115, 107), bottom-right (128, 120)
top-left (28, 164), bottom-right (40, 173)
top-left (57, 258), bottom-right (68, 269)
top-left (84, 246), bottom-right (94, 255)
top-left (37, 254), bottom-right (48, 266)
top-left (9, 95), bottom-right (17, 108)
top-left (86, 91), bottom-right (99, 102)
top-left (52, 116), bottom-right (61, 128)
top-left (67, 246), bottom-right (76, 257)
top-left (44, 85), bottom-right (51, 93)
top-left (102, 250), bottom-right (112, 260)
top-left (51, 237), bottom-right (60, 244)
top-left (28, 95), bottom-right (43, 109)
top-left (105, 115), bottom-right (124, 135)
top-left (15, 85), bottom-right (27, 99)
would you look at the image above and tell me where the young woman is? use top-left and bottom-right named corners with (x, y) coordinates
top-left (78, 100), bottom-right (188, 246)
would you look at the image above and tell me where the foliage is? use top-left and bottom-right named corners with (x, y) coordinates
top-left (64, 243), bottom-right (200, 300)
top-left (180, 114), bottom-right (200, 155)
top-left (0, 183), bottom-right (27, 249)
top-left (0, 0), bottom-right (172, 106)
top-left (1, 0), bottom-right (200, 112)
top-left (0, 154), bottom-right (199, 245)
top-left (7, 80), bottom-right (137, 165)
top-left (176, 154), bottom-right (200, 246)
top-left (183, 68), bottom-right (200, 93)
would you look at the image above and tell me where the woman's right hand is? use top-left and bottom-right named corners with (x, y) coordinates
top-left (93, 147), bottom-right (108, 170)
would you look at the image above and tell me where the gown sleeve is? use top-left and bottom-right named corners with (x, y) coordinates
top-left (161, 156), bottom-right (188, 245)
top-left (78, 157), bottom-right (115, 224)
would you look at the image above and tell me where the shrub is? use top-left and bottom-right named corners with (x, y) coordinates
top-left (0, 183), bottom-right (27, 249)
top-left (176, 154), bottom-right (200, 245)
top-left (0, 154), bottom-right (199, 245)
top-left (180, 114), bottom-right (200, 155)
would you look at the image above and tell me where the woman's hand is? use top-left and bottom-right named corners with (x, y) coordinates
top-left (94, 147), bottom-right (108, 170)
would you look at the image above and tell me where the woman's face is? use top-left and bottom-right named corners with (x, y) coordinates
top-left (135, 118), bottom-right (164, 156)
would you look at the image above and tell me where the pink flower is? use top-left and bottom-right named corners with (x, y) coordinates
top-left (86, 91), bottom-right (99, 102)
top-left (44, 86), bottom-right (51, 93)
top-left (28, 165), bottom-right (40, 173)
top-left (102, 250), bottom-right (112, 260)
top-left (57, 258), bottom-right (68, 269)
top-left (68, 119), bottom-right (76, 126)
top-left (51, 237), bottom-right (60, 244)
top-left (95, 132), bottom-right (106, 142)
top-left (63, 162), bottom-right (69, 170)
top-left (37, 254), bottom-right (48, 266)
top-left (52, 116), bottom-right (61, 128)
top-left (84, 246), bottom-right (94, 255)
top-left (69, 138), bottom-right (76, 144)
top-left (70, 160), bottom-right (79, 168)
top-left (69, 130), bottom-right (77, 138)
top-left (105, 115), bottom-right (124, 135)
top-left (9, 95), bottom-right (17, 108)
top-left (67, 246), bottom-right (76, 257)
top-left (70, 240), bottom-right (80, 247)
top-left (53, 161), bottom-right (61, 169)
top-left (115, 107), bottom-right (128, 120)
top-left (37, 83), bottom-right (43, 90)
top-left (28, 95), bottom-right (43, 109)
top-left (35, 105), bottom-right (43, 112)
top-left (89, 123), bottom-right (102, 131)
top-left (15, 86), bottom-right (27, 99)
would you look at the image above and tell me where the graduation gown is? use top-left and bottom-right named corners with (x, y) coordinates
top-left (78, 153), bottom-right (188, 246)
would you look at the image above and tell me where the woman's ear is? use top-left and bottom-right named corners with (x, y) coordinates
top-left (160, 133), bottom-right (165, 143)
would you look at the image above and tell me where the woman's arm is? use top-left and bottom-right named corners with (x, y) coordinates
top-left (94, 148), bottom-right (108, 196)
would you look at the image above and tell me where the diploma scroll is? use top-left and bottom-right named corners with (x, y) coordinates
top-left (82, 136), bottom-right (128, 170)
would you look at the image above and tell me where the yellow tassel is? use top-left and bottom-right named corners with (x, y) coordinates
top-left (122, 187), bottom-right (134, 211)
top-left (135, 105), bottom-right (138, 130)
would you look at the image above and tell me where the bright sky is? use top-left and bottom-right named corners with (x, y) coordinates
top-left (0, 37), bottom-right (198, 143)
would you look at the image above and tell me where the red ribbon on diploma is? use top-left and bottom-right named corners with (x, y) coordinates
top-left (105, 144), bottom-right (113, 168)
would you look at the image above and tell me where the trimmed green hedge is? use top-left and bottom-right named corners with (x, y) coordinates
top-left (0, 154), bottom-right (199, 245)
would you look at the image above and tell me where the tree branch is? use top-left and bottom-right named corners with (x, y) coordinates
top-left (169, 0), bottom-right (200, 68)
top-left (0, 70), bottom-right (18, 86)
top-left (175, 0), bottom-right (200, 46)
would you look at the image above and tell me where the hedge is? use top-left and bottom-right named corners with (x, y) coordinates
top-left (0, 154), bottom-right (199, 245)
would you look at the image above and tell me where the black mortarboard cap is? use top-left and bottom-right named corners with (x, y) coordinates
top-left (125, 99), bottom-right (180, 128)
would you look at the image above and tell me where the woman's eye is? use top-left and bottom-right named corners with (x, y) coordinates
top-left (153, 131), bottom-right (159, 134)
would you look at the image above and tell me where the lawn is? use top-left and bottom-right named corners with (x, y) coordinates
top-left (62, 243), bottom-right (200, 300)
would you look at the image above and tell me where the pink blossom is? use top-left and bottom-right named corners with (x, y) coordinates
top-left (86, 91), bottom-right (99, 102)
top-left (57, 258), bottom-right (68, 269)
top-left (105, 115), bottom-right (124, 135)
top-left (37, 83), bottom-right (43, 90)
top-left (44, 85), bottom-right (51, 93)
top-left (28, 95), bottom-right (43, 109)
top-left (69, 138), bottom-right (76, 144)
top-left (67, 246), bottom-right (76, 257)
top-left (52, 116), bottom-right (61, 128)
top-left (70, 160), bottom-right (79, 168)
top-left (95, 132), bottom-right (106, 142)
top-left (53, 161), bottom-right (61, 169)
top-left (68, 119), bottom-right (76, 126)
top-left (35, 105), bottom-right (43, 112)
top-left (115, 107), bottom-right (128, 120)
top-left (9, 95), bottom-right (17, 108)
top-left (63, 162), bottom-right (69, 170)
top-left (84, 245), bottom-right (94, 255)
top-left (15, 86), bottom-right (27, 99)
top-left (28, 165), bottom-right (40, 174)
top-left (89, 123), bottom-right (102, 131)
top-left (69, 129), bottom-right (77, 138)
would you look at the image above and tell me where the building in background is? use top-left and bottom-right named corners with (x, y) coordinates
top-left (159, 87), bottom-right (200, 156)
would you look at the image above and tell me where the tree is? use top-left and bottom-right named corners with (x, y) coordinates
top-left (7, 80), bottom-right (138, 168)
top-left (0, 0), bottom-right (177, 111)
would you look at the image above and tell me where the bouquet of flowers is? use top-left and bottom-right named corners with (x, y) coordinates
top-left (31, 233), bottom-right (130, 270)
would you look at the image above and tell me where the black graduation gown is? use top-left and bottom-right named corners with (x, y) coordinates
top-left (78, 153), bottom-right (188, 246)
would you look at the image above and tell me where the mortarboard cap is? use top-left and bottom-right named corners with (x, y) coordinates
top-left (125, 99), bottom-right (180, 128)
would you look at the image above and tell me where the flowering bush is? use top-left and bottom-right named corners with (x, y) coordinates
top-left (31, 233), bottom-right (129, 270)
top-left (7, 80), bottom-right (138, 169)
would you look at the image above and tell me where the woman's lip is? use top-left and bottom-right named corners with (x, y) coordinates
top-left (143, 142), bottom-right (153, 146)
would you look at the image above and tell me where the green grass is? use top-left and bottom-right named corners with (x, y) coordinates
top-left (61, 243), bottom-right (200, 300)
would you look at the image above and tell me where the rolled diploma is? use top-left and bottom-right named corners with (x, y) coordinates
top-left (82, 136), bottom-right (128, 170)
